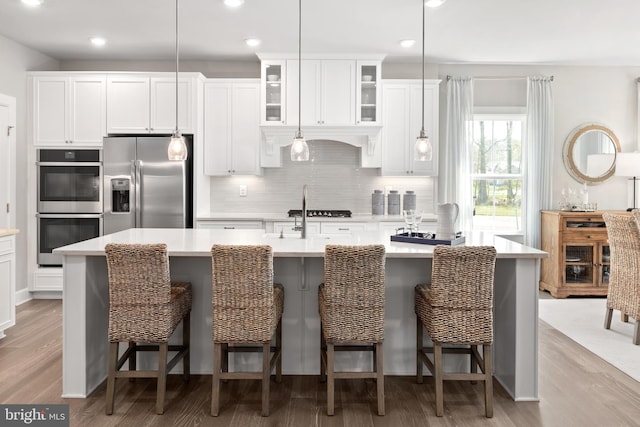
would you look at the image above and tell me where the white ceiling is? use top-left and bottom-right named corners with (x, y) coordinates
top-left (0, 0), bottom-right (639, 65)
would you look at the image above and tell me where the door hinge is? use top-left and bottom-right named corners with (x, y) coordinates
top-left (7, 125), bottom-right (14, 136)
top-left (5, 203), bottom-right (9, 213)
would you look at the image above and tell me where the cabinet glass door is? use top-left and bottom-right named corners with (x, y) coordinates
top-left (601, 245), bottom-right (611, 285)
top-left (357, 61), bottom-right (380, 124)
top-left (564, 244), bottom-right (594, 285)
top-left (262, 62), bottom-right (284, 125)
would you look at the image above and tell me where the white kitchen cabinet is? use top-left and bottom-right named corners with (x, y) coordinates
top-left (285, 59), bottom-right (356, 126)
top-left (356, 61), bottom-right (382, 125)
top-left (32, 74), bottom-right (106, 147)
top-left (260, 60), bottom-right (287, 125)
top-left (0, 234), bottom-right (16, 339)
top-left (321, 222), bottom-right (376, 235)
top-left (204, 79), bottom-right (261, 176)
top-left (106, 75), bottom-right (193, 134)
top-left (381, 80), bottom-right (440, 176)
top-left (196, 220), bottom-right (264, 230)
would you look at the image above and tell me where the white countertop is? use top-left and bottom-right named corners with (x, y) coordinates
top-left (196, 213), bottom-right (437, 222)
top-left (54, 228), bottom-right (547, 259)
top-left (0, 229), bottom-right (19, 238)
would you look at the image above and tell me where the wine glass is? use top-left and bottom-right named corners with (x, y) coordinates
top-left (413, 210), bottom-right (423, 235)
top-left (570, 265), bottom-right (584, 281)
top-left (403, 210), bottom-right (415, 236)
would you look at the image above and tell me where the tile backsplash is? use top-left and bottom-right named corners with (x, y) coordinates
top-left (209, 140), bottom-right (436, 215)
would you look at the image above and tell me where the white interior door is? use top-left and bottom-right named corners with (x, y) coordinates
top-left (0, 93), bottom-right (16, 228)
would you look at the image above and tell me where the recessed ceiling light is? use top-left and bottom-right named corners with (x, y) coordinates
top-left (245, 38), bottom-right (261, 47)
top-left (21, 0), bottom-right (43, 7)
top-left (90, 37), bottom-right (107, 47)
top-left (425, 0), bottom-right (446, 7)
top-left (400, 39), bottom-right (416, 48)
top-left (224, 0), bottom-right (244, 7)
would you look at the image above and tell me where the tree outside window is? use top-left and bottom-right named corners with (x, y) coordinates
top-left (472, 116), bottom-right (524, 232)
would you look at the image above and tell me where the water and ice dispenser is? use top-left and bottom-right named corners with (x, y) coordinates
top-left (111, 178), bottom-right (130, 213)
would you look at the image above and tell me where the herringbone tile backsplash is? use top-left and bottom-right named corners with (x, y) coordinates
top-left (209, 140), bottom-right (436, 215)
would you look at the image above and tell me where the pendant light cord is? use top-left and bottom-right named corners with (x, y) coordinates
top-left (421, 0), bottom-right (425, 134)
top-left (175, 0), bottom-right (180, 134)
top-left (297, 0), bottom-right (302, 136)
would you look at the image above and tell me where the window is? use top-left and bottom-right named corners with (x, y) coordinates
top-left (471, 114), bottom-right (525, 233)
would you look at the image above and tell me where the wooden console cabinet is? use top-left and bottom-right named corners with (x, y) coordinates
top-left (539, 210), bottom-right (627, 298)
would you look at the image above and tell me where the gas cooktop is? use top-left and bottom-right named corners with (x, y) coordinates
top-left (288, 209), bottom-right (352, 218)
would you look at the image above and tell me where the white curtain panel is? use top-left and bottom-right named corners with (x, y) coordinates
top-left (441, 77), bottom-right (474, 233)
top-left (525, 76), bottom-right (554, 248)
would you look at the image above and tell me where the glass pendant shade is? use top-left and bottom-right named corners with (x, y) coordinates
top-left (291, 132), bottom-right (309, 162)
top-left (415, 130), bottom-right (432, 161)
top-left (168, 131), bottom-right (188, 161)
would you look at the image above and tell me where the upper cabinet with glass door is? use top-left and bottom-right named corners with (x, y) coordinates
top-left (260, 60), bottom-right (286, 125)
top-left (356, 61), bottom-right (381, 125)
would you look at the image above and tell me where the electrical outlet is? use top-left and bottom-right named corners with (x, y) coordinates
top-left (239, 185), bottom-right (247, 197)
top-left (384, 185), bottom-right (392, 194)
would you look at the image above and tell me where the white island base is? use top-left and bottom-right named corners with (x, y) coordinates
top-left (57, 228), bottom-right (546, 402)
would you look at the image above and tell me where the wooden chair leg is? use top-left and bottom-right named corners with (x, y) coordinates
top-left (183, 312), bottom-right (191, 381)
top-left (376, 342), bottom-right (385, 416)
top-left (634, 321), bottom-right (640, 345)
top-left (320, 324), bottom-right (326, 383)
top-left (483, 344), bottom-right (493, 418)
top-left (221, 343), bottom-right (229, 384)
top-left (276, 318), bottom-right (282, 383)
top-left (261, 343), bottom-right (270, 417)
top-left (156, 342), bottom-right (168, 415)
top-left (434, 342), bottom-right (444, 417)
top-left (211, 343), bottom-right (221, 416)
top-left (416, 318), bottom-right (423, 384)
top-left (327, 343), bottom-right (335, 416)
top-left (470, 344), bottom-right (478, 384)
top-left (128, 342), bottom-right (136, 382)
top-left (604, 307), bottom-right (613, 329)
top-left (105, 342), bottom-right (118, 415)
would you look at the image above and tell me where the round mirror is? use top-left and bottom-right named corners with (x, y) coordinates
top-left (563, 124), bottom-right (621, 184)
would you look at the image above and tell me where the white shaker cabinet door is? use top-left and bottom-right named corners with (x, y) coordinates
top-left (106, 75), bottom-right (150, 134)
top-left (69, 75), bottom-right (106, 145)
top-left (231, 83), bottom-right (261, 175)
top-left (321, 60), bottom-right (356, 126)
top-left (0, 235), bottom-right (16, 338)
top-left (33, 76), bottom-right (67, 146)
top-left (150, 77), bottom-right (193, 133)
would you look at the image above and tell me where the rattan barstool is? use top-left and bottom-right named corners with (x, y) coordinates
top-left (104, 243), bottom-right (192, 415)
top-left (602, 211), bottom-right (640, 344)
top-left (318, 244), bottom-right (386, 416)
top-left (415, 245), bottom-right (497, 417)
top-left (210, 245), bottom-right (284, 417)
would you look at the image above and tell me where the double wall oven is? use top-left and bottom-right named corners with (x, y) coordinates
top-left (37, 149), bottom-right (103, 266)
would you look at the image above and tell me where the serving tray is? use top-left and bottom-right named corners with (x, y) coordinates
top-left (390, 232), bottom-right (466, 246)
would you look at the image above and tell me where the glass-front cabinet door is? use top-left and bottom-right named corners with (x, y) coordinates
top-left (260, 60), bottom-right (286, 125)
top-left (356, 60), bottom-right (381, 125)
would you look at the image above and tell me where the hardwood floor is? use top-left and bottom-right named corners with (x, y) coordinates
top-left (2, 300), bottom-right (640, 426)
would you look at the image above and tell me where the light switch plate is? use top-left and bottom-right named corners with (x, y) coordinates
top-left (239, 185), bottom-right (247, 197)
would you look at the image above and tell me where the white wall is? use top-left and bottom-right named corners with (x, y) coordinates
top-left (0, 34), bottom-right (59, 294)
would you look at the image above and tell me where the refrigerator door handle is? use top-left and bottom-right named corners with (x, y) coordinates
top-left (135, 160), bottom-right (142, 227)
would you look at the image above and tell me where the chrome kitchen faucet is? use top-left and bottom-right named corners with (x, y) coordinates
top-left (292, 184), bottom-right (308, 238)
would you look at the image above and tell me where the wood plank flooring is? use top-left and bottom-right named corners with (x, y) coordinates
top-left (1, 300), bottom-right (640, 426)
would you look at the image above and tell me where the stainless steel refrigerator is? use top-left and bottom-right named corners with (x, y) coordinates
top-left (103, 136), bottom-right (193, 235)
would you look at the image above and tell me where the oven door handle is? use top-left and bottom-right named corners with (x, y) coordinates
top-left (135, 160), bottom-right (142, 227)
top-left (36, 213), bottom-right (104, 219)
top-left (36, 162), bottom-right (102, 167)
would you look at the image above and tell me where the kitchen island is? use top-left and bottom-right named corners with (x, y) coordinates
top-left (55, 228), bottom-right (546, 402)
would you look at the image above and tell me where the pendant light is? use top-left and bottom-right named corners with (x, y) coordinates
top-left (168, 0), bottom-right (188, 161)
top-left (291, 0), bottom-right (309, 161)
top-left (414, 0), bottom-right (432, 162)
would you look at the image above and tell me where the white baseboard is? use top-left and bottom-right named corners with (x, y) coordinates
top-left (15, 288), bottom-right (32, 306)
top-left (31, 291), bottom-right (63, 300)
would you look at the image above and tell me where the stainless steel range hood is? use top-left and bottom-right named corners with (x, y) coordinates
top-left (260, 125), bottom-right (382, 168)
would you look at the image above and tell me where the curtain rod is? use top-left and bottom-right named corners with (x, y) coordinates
top-left (446, 75), bottom-right (554, 81)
